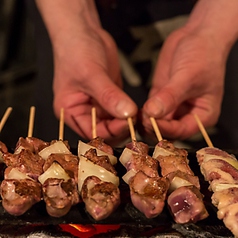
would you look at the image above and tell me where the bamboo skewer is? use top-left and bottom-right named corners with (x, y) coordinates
top-left (0, 107), bottom-right (12, 133)
top-left (92, 107), bottom-right (97, 139)
top-left (193, 114), bottom-right (214, 148)
top-left (59, 108), bottom-right (64, 141)
top-left (150, 117), bottom-right (163, 142)
top-left (28, 106), bottom-right (35, 137)
top-left (127, 117), bottom-right (136, 141)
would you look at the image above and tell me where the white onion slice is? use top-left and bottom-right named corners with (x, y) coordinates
top-left (39, 140), bottom-right (71, 160)
top-left (38, 162), bottom-right (70, 184)
top-left (78, 155), bottom-right (119, 192)
top-left (7, 168), bottom-right (34, 181)
top-left (119, 148), bottom-right (138, 167)
top-left (169, 176), bottom-right (193, 193)
top-left (14, 145), bottom-right (25, 154)
top-left (78, 140), bottom-right (117, 165)
top-left (202, 154), bottom-right (238, 170)
top-left (122, 169), bottom-right (136, 184)
top-left (152, 145), bottom-right (175, 159)
top-left (211, 183), bottom-right (238, 192)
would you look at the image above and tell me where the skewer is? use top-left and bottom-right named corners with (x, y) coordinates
top-left (0, 107), bottom-right (12, 133)
top-left (150, 117), bottom-right (163, 142)
top-left (28, 106), bottom-right (35, 137)
top-left (127, 117), bottom-right (136, 141)
top-left (59, 108), bottom-right (64, 141)
top-left (92, 107), bottom-right (97, 139)
top-left (193, 114), bottom-right (214, 148)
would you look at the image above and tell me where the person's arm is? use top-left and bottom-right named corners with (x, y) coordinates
top-left (35, 0), bottom-right (137, 144)
top-left (142, 0), bottom-right (238, 141)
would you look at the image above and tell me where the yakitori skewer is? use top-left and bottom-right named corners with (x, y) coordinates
top-left (193, 114), bottom-right (214, 148)
top-left (91, 107), bottom-right (97, 139)
top-left (59, 108), bottom-right (64, 141)
top-left (150, 117), bottom-right (208, 224)
top-left (77, 107), bottom-right (120, 220)
top-left (27, 106), bottom-right (35, 138)
top-left (127, 117), bottom-right (136, 142)
top-left (118, 117), bottom-right (170, 218)
top-left (194, 114), bottom-right (238, 237)
top-left (150, 117), bottom-right (162, 142)
top-left (0, 107), bottom-right (12, 133)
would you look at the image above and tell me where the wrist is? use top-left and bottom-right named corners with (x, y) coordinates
top-left (184, 0), bottom-right (238, 57)
top-left (35, 0), bottom-right (101, 41)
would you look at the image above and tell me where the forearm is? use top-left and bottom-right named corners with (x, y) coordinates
top-left (185, 0), bottom-right (238, 56)
top-left (35, 0), bottom-right (101, 41)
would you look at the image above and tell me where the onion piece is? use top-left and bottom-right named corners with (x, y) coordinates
top-left (38, 162), bottom-right (70, 184)
top-left (122, 169), bottom-right (136, 184)
top-left (78, 140), bottom-right (117, 165)
top-left (7, 168), bottom-right (34, 181)
top-left (169, 176), bottom-right (193, 193)
top-left (119, 148), bottom-right (138, 167)
top-left (39, 141), bottom-right (71, 160)
top-left (152, 145), bottom-right (175, 159)
top-left (202, 154), bottom-right (238, 170)
top-left (211, 183), bottom-right (238, 192)
top-left (78, 155), bottom-right (119, 192)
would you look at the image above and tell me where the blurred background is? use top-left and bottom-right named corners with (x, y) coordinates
top-left (1, 0), bottom-right (238, 150)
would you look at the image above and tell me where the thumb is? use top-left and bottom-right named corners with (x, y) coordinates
top-left (87, 74), bottom-right (138, 118)
top-left (143, 83), bottom-right (186, 118)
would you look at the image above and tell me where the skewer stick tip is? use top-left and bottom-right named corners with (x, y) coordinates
top-left (0, 107), bottom-right (13, 133)
top-left (150, 117), bottom-right (163, 142)
top-left (27, 106), bottom-right (35, 137)
top-left (127, 117), bottom-right (136, 141)
top-left (92, 107), bottom-right (97, 139)
top-left (59, 108), bottom-right (64, 141)
top-left (193, 113), bottom-right (214, 148)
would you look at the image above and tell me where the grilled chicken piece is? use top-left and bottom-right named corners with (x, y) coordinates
top-left (129, 171), bottom-right (169, 218)
top-left (81, 176), bottom-right (120, 220)
top-left (79, 148), bottom-right (120, 220)
top-left (42, 177), bottom-right (80, 217)
top-left (3, 149), bottom-right (45, 180)
top-left (0, 178), bottom-right (42, 216)
top-left (88, 137), bottom-right (114, 155)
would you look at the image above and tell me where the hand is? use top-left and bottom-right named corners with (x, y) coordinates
top-left (51, 18), bottom-right (137, 145)
top-left (141, 27), bottom-right (225, 142)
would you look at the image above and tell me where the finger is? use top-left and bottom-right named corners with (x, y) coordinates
top-left (84, 72), bottom-right (138, 119)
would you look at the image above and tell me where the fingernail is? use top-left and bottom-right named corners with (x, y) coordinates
top-left (146, 98), bottom-right (163, 117)
top-left (116, 99), bottom-right (136, 117)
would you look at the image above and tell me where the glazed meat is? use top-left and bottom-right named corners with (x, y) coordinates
top-left (123, 152), bottom-right (158, 178)
top-left (167, 185), bottom-right (208, 223)
top-left (126, 140), bottom-right (149, 155)
top-left (43, 153), bottom-right (79, 181)
top-left (88, 137), bottom-right (113, 155)
top-left (81, 176), bottom-right (120, 220)
top-left (157, 154), bottom-right (192, 177)
top-left (78, 147), bottom-right (120, 220)
top-left (84, 149), bottom-right (116, 175)
top-left (42, 177), bottom-right (80, 217)
top-left (3, 149), bottom-right (45, 180)
top-left (14, 137), bottom-right (49, 154)
top-left (0, 178), bottom-right (42, 216)
top-left (129, 171), bottom-right (169, 218)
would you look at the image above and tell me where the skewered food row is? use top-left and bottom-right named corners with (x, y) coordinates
top-left (0, 135), bottom-right (210, 225)
top-left (196, 146), bottom-right (238, 237)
